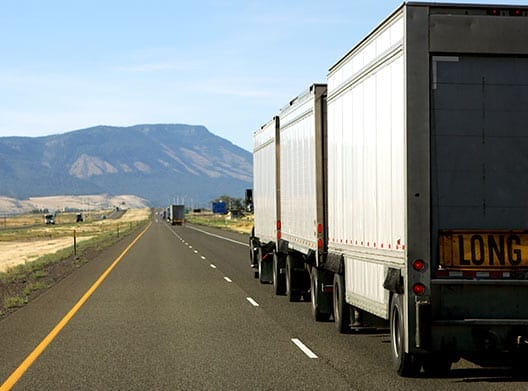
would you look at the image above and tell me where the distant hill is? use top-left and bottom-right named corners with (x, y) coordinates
top-left (0, 124), bottom-right (253, 207)
top-left (0, 194), bottom-right (149, 215)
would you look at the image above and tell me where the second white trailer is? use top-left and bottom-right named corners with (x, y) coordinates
top-left (276, 84), bottom-right (330, 317)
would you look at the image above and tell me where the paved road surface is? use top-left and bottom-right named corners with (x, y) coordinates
top-left (1, 218), bottom-right (527, 390)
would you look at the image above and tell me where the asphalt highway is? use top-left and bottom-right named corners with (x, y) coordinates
top-left (1, 218), bottom-right (527, 390)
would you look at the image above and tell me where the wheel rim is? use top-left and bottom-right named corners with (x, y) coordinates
top-left (258, 251), bottom-right (262, 278)
top-left (311, 271), bottom-right (316, 308)
top-left (391, 304), bottom-right (402, 359)
top-left (286, 258), bottom-right (291, 294)
top-left (334, 279), bottom-right (340, 321)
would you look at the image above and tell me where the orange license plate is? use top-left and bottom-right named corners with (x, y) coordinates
top-left (439, 230), bottom-right (528, 270)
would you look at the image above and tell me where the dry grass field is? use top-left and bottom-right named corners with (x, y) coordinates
top-left (185, 212), bottom-right (253, 234)
top-left (0, 208), bottom-right (150, 273)
top-left (0, 208), bottom-right (151, 319)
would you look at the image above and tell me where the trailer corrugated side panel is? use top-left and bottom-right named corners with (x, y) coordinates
top-left (279, 88), bottom-right (320, 253)
top-left (327, 11), bottom-right (406, 318)
top-left (253, 119), bottom-right (278, 244)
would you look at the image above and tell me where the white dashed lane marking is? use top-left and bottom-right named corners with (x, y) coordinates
top-left (291, 339), bottom-right (318, 359)
top-left (246, 297), bottom-right (259, 307)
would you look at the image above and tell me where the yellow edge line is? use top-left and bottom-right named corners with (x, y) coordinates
top-left (0, 221), bottom-right (152, 391)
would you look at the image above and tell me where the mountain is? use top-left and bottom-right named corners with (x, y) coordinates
top-left (0, 124), bottom-right (253, 207)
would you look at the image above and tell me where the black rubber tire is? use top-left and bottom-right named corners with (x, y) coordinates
top-left (286, 255), bottom-right (301, 302)
top-left (333, 273), bottom-right (350, 333)
top-left (390, 293), bottom-right (422, 377)
top-left (249, 238), bottom-right (255, 265)
top-left (311, 268), bottom-right (331, 321)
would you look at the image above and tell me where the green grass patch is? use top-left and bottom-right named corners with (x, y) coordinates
top-left (30, 270), bottom-right (48, 279)
top-left (3, 296), bottom-right (27, 308)
top-left (23, 281), bottom-right (50, 296)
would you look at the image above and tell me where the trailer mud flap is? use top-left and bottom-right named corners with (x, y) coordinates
top-left (416, 299), bottom-right (431, 350)
top-left (326, 252), bottom-right (344, 274)
top-left (383, 268), bottom-right (403, 294)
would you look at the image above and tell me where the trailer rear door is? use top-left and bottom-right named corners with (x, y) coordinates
top-left (431, 55), bottom-right (528, 269)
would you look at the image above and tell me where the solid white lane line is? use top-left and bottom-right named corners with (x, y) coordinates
top-left (210, 264), bottom-right (217, 269)
top-left (246, 297), bottom-right (259, 307)
top-left (224, 277), bottom-right (232, 283)
top-left (291, 339), bottom-right (318, 359)
top-left (186, 225), bottom-right (248, 247)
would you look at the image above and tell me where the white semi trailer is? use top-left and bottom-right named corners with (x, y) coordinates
top-left (277, 85), bottom-right (330, 315)
top-left (250, 85), bottom-right (329, 313)
top-left (251, 2), bottom-right (528, 377)
top-left (250, 117), bottom-right (280, 283)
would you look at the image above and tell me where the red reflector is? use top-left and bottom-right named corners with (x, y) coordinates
top-left (322, 285), bottom-right (333, 294)
top-left (277, 231), bottom-right (281, 240)
top-left (514, 9), bottom-right (521, 16)
top-left (317, 223), bottom-right (323, 234)
top-left (412, 283), bottom-right (425, 295)
top-left (412, 259), bottom-right (425, 271)
top-left (317, 238), bottom-right (323, 249)
top-left (277, 220), bottom-right (281, 230)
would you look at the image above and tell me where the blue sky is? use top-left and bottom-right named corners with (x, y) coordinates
top-left (1, 0), bottom-right (527, 151)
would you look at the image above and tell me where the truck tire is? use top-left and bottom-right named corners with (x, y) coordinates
top-left (390, 293), bottom-right (421, 377)
top-left (273, 251), bottom-right (286, 295)
top-left (333, 273), bottom-right (350, 333)
top-left (249, 237), bottom-right (255, 265)
top-left (254, 246), bottom-right (261, 279)
top-left (286, 255), bottom-right (301, 302)
top-left (311, 267), bottom-right (331, 321)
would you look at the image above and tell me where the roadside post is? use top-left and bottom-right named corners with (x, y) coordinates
top-left (73, 229), bottom-right (77, 256)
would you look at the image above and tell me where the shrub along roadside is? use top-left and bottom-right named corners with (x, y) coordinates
top-left (0, 219), bottom-right (148, 320)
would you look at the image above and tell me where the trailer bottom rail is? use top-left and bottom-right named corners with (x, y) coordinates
top-left (432, 319), bottom-right (528, 326)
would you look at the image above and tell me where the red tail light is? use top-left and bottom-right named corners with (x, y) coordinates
top-left (413, 283), bottom-right (426, 295)
top-left (412, 259), bottom-right (425, 271)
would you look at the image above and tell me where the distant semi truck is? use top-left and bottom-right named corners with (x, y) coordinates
top-left (250, 2), bottom-right (528, 377)
top-left (169, 204), bottom-right (185, 225)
